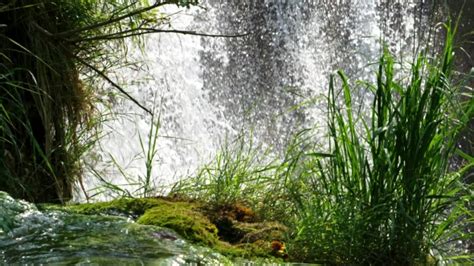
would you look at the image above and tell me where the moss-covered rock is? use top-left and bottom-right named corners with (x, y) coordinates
top-left (40, 198), bottom-right (166, 217)
top-left (137, 202), bottom-right (219, 246)
top-left (214, 240), bottom-right (269, 258)
top-left (40, 197), bottom-right (288, 261)
top-left (235, 221), bottom-right (287, 243)
top-left (214, 219), bottom-right (288, 259)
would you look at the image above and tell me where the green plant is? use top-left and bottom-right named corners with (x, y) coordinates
top-left (86, 108), bottom-right (163, 200)
top-left (171, 133), bottom-right (276, 208)
top-left (0, 0), bottom-right (198, 203)
top-left (138, 109), bottom-right (161, 198)
top-left (288, 21), bottom-right (473, 264)
top-left (166, 19), bottom-right (472, 264)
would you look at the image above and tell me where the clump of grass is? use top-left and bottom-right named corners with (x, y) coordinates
top-left (171, 134), bottom-right (277, 209)
top-left (0, 0), bottom-right (93, 203)
top-left (173, 21), bottom-right (473, 264)
top-left (286, 21), bottom-right (473, 264)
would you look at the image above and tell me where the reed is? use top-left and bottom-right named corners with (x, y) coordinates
top-left (90, 108), bottom-right (163, 199)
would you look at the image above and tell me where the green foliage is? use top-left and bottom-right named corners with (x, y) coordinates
top-left (139, 111), bottom-right (161, 198)
top-left (284, 22), bottom-right (473, 264)
top-left (138, 204), bottom-right (219, 246)
top-left (0, 0), bottom-right (198, 203)
top-left (1, 0), bottom-right (94, 203)
top-left (171, 134), bottom-right (277, 207)
top-left (172, 22), bottom-right (473, 264)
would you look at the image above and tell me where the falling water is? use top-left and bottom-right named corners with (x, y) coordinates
top-left (80, 1), bottom-right (439, 201)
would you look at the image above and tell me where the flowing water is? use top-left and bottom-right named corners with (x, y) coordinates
top-left (2, 2), bottom-right (464, 264)
top-left (0, 191), bottom-right (231, 264)
top-left (80, 1), bottom-right (439, 200)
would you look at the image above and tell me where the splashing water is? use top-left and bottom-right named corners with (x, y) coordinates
top-left (80, 1), bottom-right (439, 200)
top-left (0, 191), bottom-right (232, 264)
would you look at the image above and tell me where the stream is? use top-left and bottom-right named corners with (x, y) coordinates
top-left (0, 191), bottom-right (233, 265)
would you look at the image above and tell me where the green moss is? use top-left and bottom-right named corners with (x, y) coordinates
top-left (214, 240), bottom-right (270, 258)
top-left (39, 197), bottom-right (287, 261)
top-left (214, 222), bottom-right (287, 260)
top-left (137, 203), bottom-right (219, 246)
top-left (39, 198), bottom-right (166, 217)
top-left (235, 222), bottom-right (287, 243)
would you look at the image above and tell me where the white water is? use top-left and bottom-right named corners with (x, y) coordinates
top-left (78, 1), bottom-right (434, 201)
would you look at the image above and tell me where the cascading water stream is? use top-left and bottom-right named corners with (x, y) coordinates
top-left (80, 1), bottom-right (436, 201)
top-left (0, 192), bottom-right (231, 264)
top-left (4, 1), bottom-right (473, 264)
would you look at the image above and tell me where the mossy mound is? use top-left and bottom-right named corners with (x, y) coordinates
top-left (42, 198), bottom-right (287, 260)
top-left (137, 203), bottom-right (219, 246)
top-left (40, 197), bottom-right (166, 217)
top-left (235, 221), bottom-right (287, 243)
top-left (206, 204), bottom-right (288, 259)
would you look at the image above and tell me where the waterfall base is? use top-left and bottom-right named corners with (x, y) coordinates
top-left (41, 196), bottom-right (288, 261)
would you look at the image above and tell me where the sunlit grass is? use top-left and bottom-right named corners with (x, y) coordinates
top-left (172, 21), bottom-right (473, 264)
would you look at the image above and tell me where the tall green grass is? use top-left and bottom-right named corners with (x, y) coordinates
top-left (285, 21), bottom-right (472, 264)
top-left (173, 21), bottom-right (473, 264)
top-left (172, 133), bottom-right (277, 209)
top-left (0, 1), bottom-right (92, 202)
top-left (87, 108), bottom-right (164, 200)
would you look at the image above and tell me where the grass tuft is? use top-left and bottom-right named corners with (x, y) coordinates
top-left (172, 21), bottom-right (473, 264)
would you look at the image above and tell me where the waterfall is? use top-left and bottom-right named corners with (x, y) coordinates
top-left (79, 0), bottom-right (437, 201)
